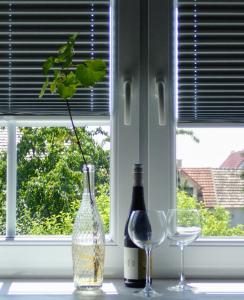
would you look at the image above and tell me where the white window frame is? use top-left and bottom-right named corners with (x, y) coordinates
top-left (0, 0), bottom-right (139, 277)
top-left (1, 0), bottom-right (244, 279)
top-left (161, 0), bottom-right (244, 279)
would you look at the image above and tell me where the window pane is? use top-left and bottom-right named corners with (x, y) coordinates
top-left (16, 126), bottom-right (110, 235)
top-left (176, 127), bottom-right (244, 237)
top-left (0, 127), bottom-right (7, 235)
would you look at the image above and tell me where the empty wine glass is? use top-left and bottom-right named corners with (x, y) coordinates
top-left (167, 209), bottom-right (201, 292)
top-left (128, 210), bottom-right (167, 297)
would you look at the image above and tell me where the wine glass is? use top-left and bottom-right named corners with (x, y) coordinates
top-left (167, 209), bottom-right (201, 292)
top-left (128, 210), bottom-right (167, 297)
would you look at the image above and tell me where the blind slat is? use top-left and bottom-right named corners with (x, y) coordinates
top-left (178, 0), bottom-right (244, 123)
top-left (0, 0), bottom-right (110, 117)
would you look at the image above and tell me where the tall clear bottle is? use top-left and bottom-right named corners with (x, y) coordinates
top-left (72, 164), bottom-right (105, 290)
top-left (124, 164), bottom-right (147, 287)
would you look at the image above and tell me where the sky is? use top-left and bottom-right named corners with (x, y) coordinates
top-left (176, 128), bottom-right (244, 168)
top-left (91, 126), bottom-right (244, 168)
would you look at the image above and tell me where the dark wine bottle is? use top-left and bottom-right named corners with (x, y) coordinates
top-left (124, 164), bottom-right (147, 288)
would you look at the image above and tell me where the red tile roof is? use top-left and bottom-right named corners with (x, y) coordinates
top-left (212, 169), bottom-right (244, 208)
top-left (179, 168), bottom-right (244, 208)
top-left (179, 168), bottom-right (217, 208)
top-left (220, 150), bottom-right (244, 168)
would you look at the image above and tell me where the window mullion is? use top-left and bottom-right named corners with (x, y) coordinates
top-left (6, 120), bottom-right (17, 238)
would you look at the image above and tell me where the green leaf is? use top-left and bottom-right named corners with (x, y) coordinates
top-left (57, 34), bottom-right (78, 68)
top-left (86, 60), bottom-right (107, 72)
top-left (57, 82), bottom-right (77, 100)
top-left (63, 53), bottom-right (73, 68)
top-left (75, 60), bottom-right (106, 87)
top-left (54, 56), bottom-right (65, 64)
top-left (58, 44), bottom-right (67, 55)
top-left (43, 57), bottom-right (54, 75)
top-left (64, 72), bottom-right (78, 86)
top-left (69, 33), bottom-right (78, 45)
top-left (53, 69), bottom-right (60, 80)
top-left (40, 33), bottom-right (106, 105)
top-left (50, 81), bottom-right (57, 94)
top-left (39, 78), bottom-right (49, 98)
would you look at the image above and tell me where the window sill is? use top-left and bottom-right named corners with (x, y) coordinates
top-left (0, 236), bottom-right (117, 246)
top-left (1, 279), bottom-right (244, 299)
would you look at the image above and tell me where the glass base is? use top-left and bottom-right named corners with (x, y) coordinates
top-left (74, 286), bottom-right (104, 296)
top-left (168, 283), bottom-right (196, 292)
top-left (134, 287), bottom-right (162, 298)
top-left (76, 285), bottom-right (102, 290)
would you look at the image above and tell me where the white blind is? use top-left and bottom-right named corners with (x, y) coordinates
top-left (0, 0), bottom-right (110, 116)
top-left (178, 0), bottom-right (244, 123)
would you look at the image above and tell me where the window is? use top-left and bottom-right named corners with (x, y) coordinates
top-left (15, 126), bottom-right (110, 236)
top-left (174, 0), bottom-right (244, 278)
top-left (1, 0), bottom-right (244, 279)
top-left (177, 0), bottom-right (244, 236)
top-left (177, 127), bottom-right (244, 236)
top-left (0, 0), bottom-right (111, 237)
top-left (0, 0), bottom-right (120, 277)
top-left (0, 0), bottom-right (175, 278)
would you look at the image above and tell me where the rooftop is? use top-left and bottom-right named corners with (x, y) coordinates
top-left (220, 150), bottom-right (244, 169)
top-left (179, 168), bottom-right (244, 208)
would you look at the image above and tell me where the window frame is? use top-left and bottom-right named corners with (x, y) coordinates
top-left (1, 0), bottom-right (244, 279)
top-left (172, 0), bottom-right (244, 279)
top-left (0, 0), bottom-right (141, 277)
top-left (0, 116), bottom-right (122, 277)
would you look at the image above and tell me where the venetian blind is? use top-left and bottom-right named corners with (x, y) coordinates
top-left (0, 0), bottom-right (110, 116)
top-left (178, 0), bottom-right (244, 123)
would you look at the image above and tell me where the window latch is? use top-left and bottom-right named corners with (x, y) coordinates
top-left (123, 79), bottom-right (132, 126)
top-left (155, 79), bottom-right (166, 126)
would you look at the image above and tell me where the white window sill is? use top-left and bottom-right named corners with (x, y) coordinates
top-left (1, 279), bottom-right (244, 299)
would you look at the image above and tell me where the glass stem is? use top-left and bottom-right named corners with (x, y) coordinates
top-left (145, 248), bottom-right (152, 291)
top-left (179, 244), bottom-right (185, 287)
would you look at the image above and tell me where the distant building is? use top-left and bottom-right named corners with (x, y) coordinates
top-left (220, 150), bottom-right (244, 169)
top-left (178, 168), bottom-right (244, 226)
top-left (0, 128), bottom-right (21, 150)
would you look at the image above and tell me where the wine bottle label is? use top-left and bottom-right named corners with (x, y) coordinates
top-left (124, 247), bottom-right (146, 280)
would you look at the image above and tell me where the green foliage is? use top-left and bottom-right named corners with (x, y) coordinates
top-left (177, 190), bottom-right (244, 236)
top-left (176, 129), bottom-right (200, 143)
top-left (0, 148), bottom-right (6, 235)
top-left (39, 33), bottom-right (106, 100)
top-left (96, 182), bottom-right (110, 233)
top-left (8, 126), bottom-right (110, 235)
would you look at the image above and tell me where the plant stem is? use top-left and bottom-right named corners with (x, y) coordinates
top-left (66, 99), bottom-right (99, 280)
top-left (65, 99), bottom-right (93, 205)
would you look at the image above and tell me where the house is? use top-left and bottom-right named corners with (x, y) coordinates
top-left (178, 168), bottom-right (244, 226)
top-left (220, 150), bottom-right (244, 169)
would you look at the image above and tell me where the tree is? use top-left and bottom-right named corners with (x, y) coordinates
top-left (0, 126), bottom-right (110, 235)
top-left (0, 147), bottom-right (6, 235)
top-left (177, 190), bottom-right (244, 236)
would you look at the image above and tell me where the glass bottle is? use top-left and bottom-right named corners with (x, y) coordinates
top-left (72, 164), bottom-right (105, 290)
top-left (124, 164), bottom-right (147, 287)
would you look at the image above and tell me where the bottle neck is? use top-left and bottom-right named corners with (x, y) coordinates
top-left (83, 165), bottom-right (95, 194)
top-left (131, 186), bottom-right (146, 210)
top-left (130, 169), bottom-right (146, 211)
top-left (134, 170), bottom-right (142, 187)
